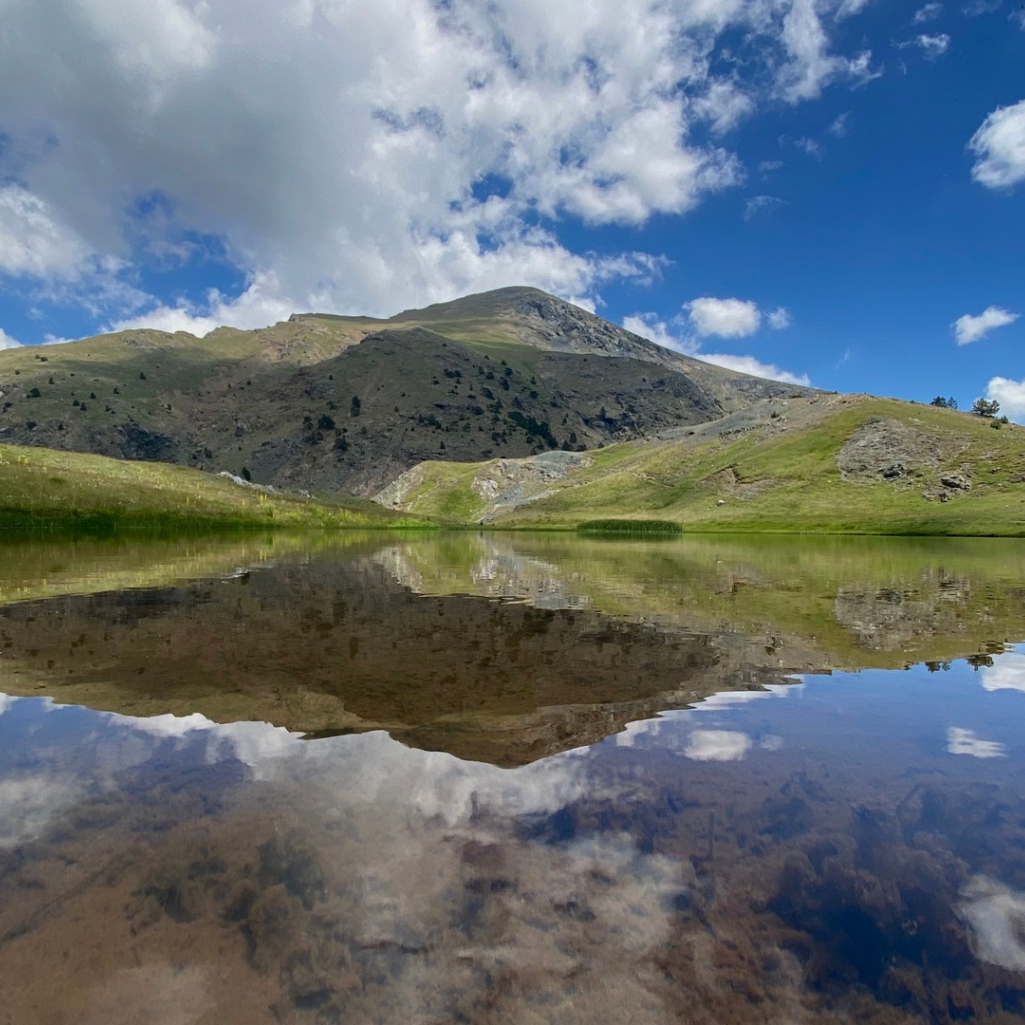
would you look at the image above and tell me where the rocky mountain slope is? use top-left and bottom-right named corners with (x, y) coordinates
top-left (0, 288), bottom-right (806, 495)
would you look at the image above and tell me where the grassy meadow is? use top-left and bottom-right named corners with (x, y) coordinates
top-left (0, 443), bottom-right (432, 533)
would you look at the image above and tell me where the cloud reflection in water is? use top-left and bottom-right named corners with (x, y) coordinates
top-left (947, 727), bottom-right (1007, 759)
top-left (959, 877), bottom-right (1025, 972)
top-left (980, 651), bottom-right (1025, 694)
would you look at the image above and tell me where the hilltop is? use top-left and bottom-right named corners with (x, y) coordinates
top-left (0, 288), bottom-right (804, 496)
top-left (378, 394), bottom-right (1025, 536)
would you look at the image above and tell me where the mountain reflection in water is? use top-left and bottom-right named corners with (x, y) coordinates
top-left (0, 532), bottom-right (1024, 1023)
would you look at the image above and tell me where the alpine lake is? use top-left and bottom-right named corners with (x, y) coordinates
top-left (1, 530), bottom-right (1025, 1025)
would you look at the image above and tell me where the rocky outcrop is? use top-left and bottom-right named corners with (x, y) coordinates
top-left (837, 417), bottom-right (970, 481)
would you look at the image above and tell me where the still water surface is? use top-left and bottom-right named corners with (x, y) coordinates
top-left (1, 532), bottom-right (1025, 1023)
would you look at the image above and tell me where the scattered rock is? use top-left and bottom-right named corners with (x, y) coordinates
top-left (940, 473), bottom-right (972, 491)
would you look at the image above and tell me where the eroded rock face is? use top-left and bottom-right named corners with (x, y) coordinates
top-left (837, 418), bottom-right (970, 482)
top-left (473, 451), bottom-right (592, 521)
top-left (118, 423), bottom-right (180, 462)
top-left (376, 449), bottom-right (592, 519)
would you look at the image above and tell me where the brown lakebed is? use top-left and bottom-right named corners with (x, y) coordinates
top-left (0, 532), bottom-right (1024, 1023)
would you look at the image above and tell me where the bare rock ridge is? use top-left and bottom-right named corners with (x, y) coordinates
top-left (0, 286), bottom-right (810, 497)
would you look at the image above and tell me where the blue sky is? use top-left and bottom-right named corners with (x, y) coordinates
top-left (0, 0), bottom-right (1022, 415)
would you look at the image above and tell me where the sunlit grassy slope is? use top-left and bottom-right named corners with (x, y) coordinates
top-left (392, 397), bottom-right (1025, 536)
top-left (0, 443), bottom-right (431, 532)
top-left (0, 532), bottom-right (401, 605)
top-left (382, 532), bottom-right (1025, 670)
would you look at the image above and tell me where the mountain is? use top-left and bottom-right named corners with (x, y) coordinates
top-left (379, 394), bottom-right (1025, 536)
top-left (0, 288), bottom-right (806, 496)
top-left (327, 286), bottom-right (804, 411)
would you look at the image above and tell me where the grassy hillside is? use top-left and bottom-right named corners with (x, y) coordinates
top-left (383, 395), bottom-right (1025, 536)
top-left (0, 287), bottom-right (800, 497)
top-left (0, 531), bottom-right (396, 606)
top-left (0, 321), bottom-right (727, 496)
top-left (0, 443), bottom-right (430, 533)
top-left (377, 532), bottom-right (1025, 671)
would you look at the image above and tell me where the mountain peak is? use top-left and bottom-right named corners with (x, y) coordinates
top-left (390, 285), bottom-right (558, 322)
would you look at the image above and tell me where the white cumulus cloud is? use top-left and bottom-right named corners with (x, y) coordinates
top-left (696, 352), bottom-right (812, 386)
top-left (952, 305), bottom-right (1019, 344)
top-left (0, 0), bottom-right (881, 328)
top-left (962, 0), bottom-right (1001, 15)
top-left (914, 33), bottom-right (950, 59)
top-left (778, 0), bottom-right (876, 101)
top-left (980, 651), bottom-right (1025, 691)
top-left (622, 314), bottom-right (694, 353)
top-left (109, 271), bottom-right (298, 336)
top-left (767, 306), bottom-right (793, 329)
top-left (744, 194), bottom-right (786, 220)
top-left (623, 311), bottom-right (810, 386)
top-left (0, 184), bottom-right (99, 280)
top-left (687, 296), bottom-right (762, 337)
top-left (959, 877), bottom-right (1025, 971)
top-left (0, 327), bottom-right (23, 350)
top-left (985, 378), bottom-right (1025, 423)
top-left (795, 136), bottom-right (824, 158)
top-left (913, 3), bottom-right (943, 23)
top-left (836, 0), bottom-right (874, 18)
top-left (828, 111), bottom-right (851, 136)
top-left (969, 100), bottom-right (1025, 189)
top-left (692, 80), bottom-right (755, 135)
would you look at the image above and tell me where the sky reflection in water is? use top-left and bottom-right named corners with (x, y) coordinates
top-left (0, 536), bottom-right (1024, 1023)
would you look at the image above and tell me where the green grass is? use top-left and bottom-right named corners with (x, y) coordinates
top-left (0, 443), bottom-right (435, 534)
top-left (393, 397), bottom-right (1025, 536)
